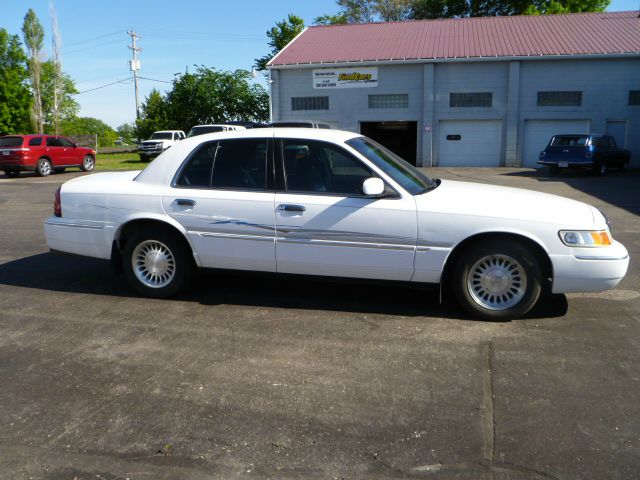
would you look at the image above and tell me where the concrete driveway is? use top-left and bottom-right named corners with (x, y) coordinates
top-left (0, 168), bottom-right (638, 479)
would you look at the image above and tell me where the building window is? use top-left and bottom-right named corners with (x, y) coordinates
top-left (537, 91), bottom-right (582, 107)
top-left (368, 94), bottom-right (408, 109)
top-left (629, 91), bottom-right (640, 106)
top-left (449, 92), bottom-right (492, 108)
top-left (291, 96), bottom-right (329, 111)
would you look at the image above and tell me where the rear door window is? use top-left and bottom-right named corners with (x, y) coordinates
top-left (28, 137), bottom-right (43, 146)
top-left (211, 139), bottom-right (267, 190)
top-left (176, 142), bottom-right (217, 188)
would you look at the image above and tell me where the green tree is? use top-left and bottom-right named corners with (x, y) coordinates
top-left (40, 60), bottom-right (79, 133)
top-left (0, 28), bottom-right (31, 134)
top-left (60, 116), bottom-right (117, 147)
top-left (116, 123), bottom-right (136, 144)
top-left (22, 8), bottom-right (45, 133)
top-left (410, 0), bottom-right (609, 18)
top-left (314, 12), bottom-right (348, 24)
top-left (254, 14), bottom-right (305, 71)
top-left (524, 0), bottom-right (609, 14)
top-left (167, 67), bottom-right (269, 131)
top-left (135, 89), bottom-right (169, 140)
top-left (336, 0), bottom-right (377, 22)
top-left (375, 0), bottom-right (412, 20)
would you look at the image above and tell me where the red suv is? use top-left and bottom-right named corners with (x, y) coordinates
top-left (0, 134), bottom-right (96, 177)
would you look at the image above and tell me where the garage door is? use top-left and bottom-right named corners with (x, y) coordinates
top-left (522, 120), bottom-right (590, 167)
top-left (438, 120), bottom-right (502, 167)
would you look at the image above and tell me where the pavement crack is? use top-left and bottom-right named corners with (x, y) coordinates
top-left (480, 341), bottom-right (496, 464)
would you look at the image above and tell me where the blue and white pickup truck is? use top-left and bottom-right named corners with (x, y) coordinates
top-left (538, 134), bottom-right (631, 175)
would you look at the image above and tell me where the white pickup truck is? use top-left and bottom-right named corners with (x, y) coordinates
top-left (138, 130), bottom-right (186, 161)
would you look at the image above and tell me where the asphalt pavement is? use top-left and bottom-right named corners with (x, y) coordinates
top-left (0, 167), bottom-right (638, 479)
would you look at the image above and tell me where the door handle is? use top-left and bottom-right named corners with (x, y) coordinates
top-left (176, 198), bottom-right (196, 206)
top-left (278, 204), bottom-right (305, 212)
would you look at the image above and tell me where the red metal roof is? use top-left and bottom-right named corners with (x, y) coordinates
top-left (269, 11), bottom-right (640, 66)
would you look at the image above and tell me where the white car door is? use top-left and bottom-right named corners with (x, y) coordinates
top-left (162, 137), bottom-right (276, 272)
top-left (274, 138), bottom-right (417, 281)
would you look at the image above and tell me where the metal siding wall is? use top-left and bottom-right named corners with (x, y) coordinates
top-left (272, 56), bottom-right (640, 167)
top-left (432, 62), bottom-right (509, 166)
top-left (517, 58), bottom-right (640, 167)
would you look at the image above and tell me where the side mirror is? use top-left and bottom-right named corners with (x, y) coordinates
top-left (362, 177), bottom-right (385, 196)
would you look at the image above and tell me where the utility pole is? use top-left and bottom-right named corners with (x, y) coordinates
top-left (127, 30), bottom-right (142, 119)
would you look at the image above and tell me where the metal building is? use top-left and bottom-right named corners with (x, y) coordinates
top-left (267, 11), bottom-right (640, 167)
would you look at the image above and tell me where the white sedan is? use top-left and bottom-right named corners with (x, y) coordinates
top-left (44, 129), bottom-right (629, 320)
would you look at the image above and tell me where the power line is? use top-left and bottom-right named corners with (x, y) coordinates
top-left (72, 78), bottom-right (131, 95)
top-left (137, 75), bottom-right (173, 84)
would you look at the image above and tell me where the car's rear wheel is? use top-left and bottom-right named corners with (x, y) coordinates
top-left (123, 228), bottom-right (194, 298)
top-left (4, 170), bottom-right (20, 178)
top-left (54, 167), bottom-right (66, 174)
top-left (452, 240), bottom-right (542, 321)
top-left (36, 158), bottom-right (52, 177)
top-left (81, 155), bottom-right (95, 172)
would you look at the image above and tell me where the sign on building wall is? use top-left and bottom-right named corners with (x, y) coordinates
top-left (313, 67), bottom-right (378, 89)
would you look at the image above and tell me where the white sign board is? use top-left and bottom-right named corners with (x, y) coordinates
top-left (313, 67), bottom-right (378, 89)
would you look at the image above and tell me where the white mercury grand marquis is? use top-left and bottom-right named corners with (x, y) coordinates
top-left (44, 128), bottom-right (629, 320)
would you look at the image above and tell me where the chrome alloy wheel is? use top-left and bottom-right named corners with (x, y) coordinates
top-left (39, 160), bottom-right (51, 176)
top-left (467, 254), bottom-right (527, 311)
top-left (83, 155), bottom-right (95, 170)
top-left (132, 240), bottom-right (176, 289)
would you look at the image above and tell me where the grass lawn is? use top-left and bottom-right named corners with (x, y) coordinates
top-left (95, 152), bottom-right (149, 171)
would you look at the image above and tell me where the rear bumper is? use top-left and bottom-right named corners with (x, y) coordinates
top-left (550, 241), bottom-right (630, 293)
top-left (0, 162), bottom-right (35, 171)
top-left (44, 216), bottom-right (115, 260)
top-left (537, 160), bottom-right (594, 167)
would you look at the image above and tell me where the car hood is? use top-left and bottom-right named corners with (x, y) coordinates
top-left (415, 179), bottom-right (599, 228)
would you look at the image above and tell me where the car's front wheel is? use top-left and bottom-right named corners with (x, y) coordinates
top-left (452, 240), bottom-right (542, 321)
top-left (123, 228), bottom-right (194, 298)
top-left (81, 155), bottom-right (95, 172)
top-left (36, 158), bottom-right (52, 177)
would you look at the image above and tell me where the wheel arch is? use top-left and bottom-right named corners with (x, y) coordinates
top-left (111, 216), bottom-right (199, 272)
top-left (440, 231), bottom-right (553, 295)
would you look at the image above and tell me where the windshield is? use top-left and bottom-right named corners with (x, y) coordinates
top-left (187, 126), bottom-right (224, 137)
top-left (0, 137), bottom-right (24, 147)
top-left (346, 137), bottom-right (436, 195)
top-left (150, 132), bottom-right (174, 140)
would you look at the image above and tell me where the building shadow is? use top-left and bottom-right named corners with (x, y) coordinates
top-left (0, 253), bottom-right (567, 321)
top-left (500, 168), bottom-right (640, 216)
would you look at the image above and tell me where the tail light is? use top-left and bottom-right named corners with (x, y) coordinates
top-left (54, 187), bottom-right (62, 217)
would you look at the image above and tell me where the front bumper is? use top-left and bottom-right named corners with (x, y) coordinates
top-left (550, 240), bottom-right (629, 293)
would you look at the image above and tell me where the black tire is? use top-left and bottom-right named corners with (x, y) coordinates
top-left (548, 166), bottom-right (559, 174)
top-left (4, 170), bottom-right (20, 178)
top-left (593, 161), bottom-right (607, 176)
top-left (123, 227), bottom-right (194, 298)
top-left (452, 240), bottom-right (542, 321)
top-left (36, 158), bottom-right (52, 177)
top-left (54, 167), bottom-right (66, 174)
top-left (81, 155), bottom-right (95, 172)
top-left (139, 154), bottom-right (149, 162)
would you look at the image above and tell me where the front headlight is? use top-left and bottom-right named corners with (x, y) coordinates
top-left (559, 230), bottom-right (612, 247)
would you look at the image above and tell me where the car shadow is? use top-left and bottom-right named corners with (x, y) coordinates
top-left (0, 253), bottom-right (567, 321)
top-left (500, 168), bottom-right (640, 216)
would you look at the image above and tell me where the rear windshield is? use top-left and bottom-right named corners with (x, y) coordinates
top-left (550, 136), bottom-right (589, 147)
top-left (187, 126), bottom-right (224, 137)
top-left (0, 137), bottom-right (24, 147)
top-left (150, 132), bottom-right (174, 140)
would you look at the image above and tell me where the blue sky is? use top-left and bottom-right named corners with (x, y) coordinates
top-left (3, 0), bottom-right (637, 129)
